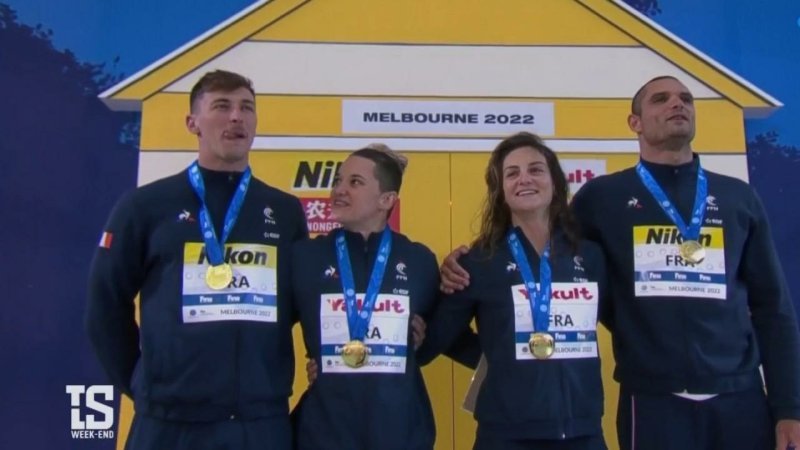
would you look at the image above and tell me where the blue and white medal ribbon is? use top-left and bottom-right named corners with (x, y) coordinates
top-left (636, 162), bottom-right (707, 263)
top-left (507, 231), bottom-right (554, 359)
top-left (335, 227), bottom-right (392, 368)
top-left (187, 161), bottom-right (251, 289)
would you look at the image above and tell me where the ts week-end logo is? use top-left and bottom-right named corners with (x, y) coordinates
top-left (65, 385), bottom-right (115, 439)
top-left (292, 160), bottom-right (400, 234)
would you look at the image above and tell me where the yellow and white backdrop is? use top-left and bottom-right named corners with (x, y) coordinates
top-left (100, 1), bottom-right (778, 448)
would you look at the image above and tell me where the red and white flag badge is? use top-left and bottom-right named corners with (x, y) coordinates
top-left (99, 231), bottom-right (113, 249)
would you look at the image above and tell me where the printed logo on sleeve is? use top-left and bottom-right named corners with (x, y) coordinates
top-left (178, 209), bottom-right (196, 222)
top-left (98, 232), bottom-right (113, 249)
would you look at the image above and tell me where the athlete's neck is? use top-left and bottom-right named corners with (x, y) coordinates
top-left (343, 216), bottom-right (388, 241)
top-left (639, 144), bottom-right (693, 166)
top-left (197, 155), bottom-right (249, 172)
top-left (511, 212), bottom-right (550, 255)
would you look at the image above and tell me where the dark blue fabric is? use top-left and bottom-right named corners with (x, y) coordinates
top-left (419, 230), bottom-right (607, 441)
top-left (616, 387), bottom-right (773, 450)
top-left (87, 168), bottom-right (308, 423)
top-left (290, 230), bottom-right (447, 450)
top-left (125, 414), bottom-right (291, 450)
top-left (572, 155), bottom-right (800, 420)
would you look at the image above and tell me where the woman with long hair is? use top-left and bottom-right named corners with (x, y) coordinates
top-left (418, 132), bottom-right (608, 450)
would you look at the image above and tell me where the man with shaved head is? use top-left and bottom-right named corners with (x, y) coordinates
top-left (571, 76), bottom-right (800, 450)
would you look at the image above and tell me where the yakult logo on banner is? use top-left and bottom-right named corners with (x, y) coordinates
top-left (65, 385), bottom-right (115, 439)
top-left (560, 160), bottom-right (607, 196)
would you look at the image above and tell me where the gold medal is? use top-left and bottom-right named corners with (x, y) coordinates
top-left (205, 264), bottom-right (233, 290)
top-left (679, 240), bottom-right (706, 264)
top-left (342, 340), bottom-right (368, 368)
top-left (529, 332), bottom-right (555, 359)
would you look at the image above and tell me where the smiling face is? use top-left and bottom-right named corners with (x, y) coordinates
top-left (628, 77), bottom-right (696, 151)
top-left (501, 146), bottom-right (553, 220)
top-left (186, 86), bottom-right (257, 171)
top-left (329, 155), bottom-right (397, 233)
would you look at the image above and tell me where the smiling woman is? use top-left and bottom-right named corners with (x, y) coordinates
top-left (474, 132), bottom-right (579, 256)
top-left (417, 132), bottom-right (610, 450)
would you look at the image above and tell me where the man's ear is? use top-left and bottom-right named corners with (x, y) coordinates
top-left (186, 114), bottom-right (200, 136)
top-left (628, 113), bottom-right (642, 134)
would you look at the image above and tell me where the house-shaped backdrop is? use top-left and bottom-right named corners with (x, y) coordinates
top-left (100, 1), bottom-right (779, 448)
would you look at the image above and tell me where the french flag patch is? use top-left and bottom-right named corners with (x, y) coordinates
top-left (99, 231), bottom-right (113, 249)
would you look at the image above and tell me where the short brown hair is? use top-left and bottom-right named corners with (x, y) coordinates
top-left (631, 75), bottom-right (679, 115)
top-left (189, 70), bottom-right (255, 111)
top-left (350, 144), bottom-right (407, 193)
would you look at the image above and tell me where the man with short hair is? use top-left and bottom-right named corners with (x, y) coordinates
top-left (87, 70), bottom-right (307, 450)
top-left (572, 75), bottom-right (800, 449)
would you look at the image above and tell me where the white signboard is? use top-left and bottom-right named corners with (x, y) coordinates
top-left (342, 99), bottom-right (555, 136)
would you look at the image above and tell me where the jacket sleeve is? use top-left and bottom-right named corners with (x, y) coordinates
top-left (572, 184), bottom-right (616, 332)
top-left (286, 196), bottom-right (308, 326)
top-left (85, 191), bottom-right (146, 397)
top-left (287, 241), bottom-right (301, 326)
top-left (417, 254), bottom-right (480, 367)
top-left (570, 182), bottom-right (602, 244)
top-left (441, 327), bottom-right (481, 369)
top-left (741, 190), bottom-right (800, 420)
top-left (291, 196), bottom-right (310, 242)
top-left (583, 241), bottom-right (613, 332)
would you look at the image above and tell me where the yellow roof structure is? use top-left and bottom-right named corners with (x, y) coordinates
top-left (100, 0), bottom-right (780, 117)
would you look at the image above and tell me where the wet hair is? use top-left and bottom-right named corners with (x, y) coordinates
top-left (473, 132), bottom-right (579, 255)
top-left (189, 70), bottom-right (255, 112)
top-left (631, 75), bottom-right (680, 115)
top-left (350, 143), bottom-right (408, 193)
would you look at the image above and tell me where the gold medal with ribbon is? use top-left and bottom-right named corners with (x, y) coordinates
top-left (679, 240), bottom-right (706, 264)
top-left (529, 332), bottom-right (555, 359)
top-left (342, 340), bottom-right (368, 368)
top-left (205, 263), bottom-right (233, 290)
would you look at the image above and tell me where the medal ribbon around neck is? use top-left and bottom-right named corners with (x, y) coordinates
top-left (507, 231), bottom-right (552, 335)
top-left (635, 162), bottom-right (707, 242)
top-left (335, 227), bottom-right (393, 342)
top-left (187, 161), bottom-right (252, 267)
